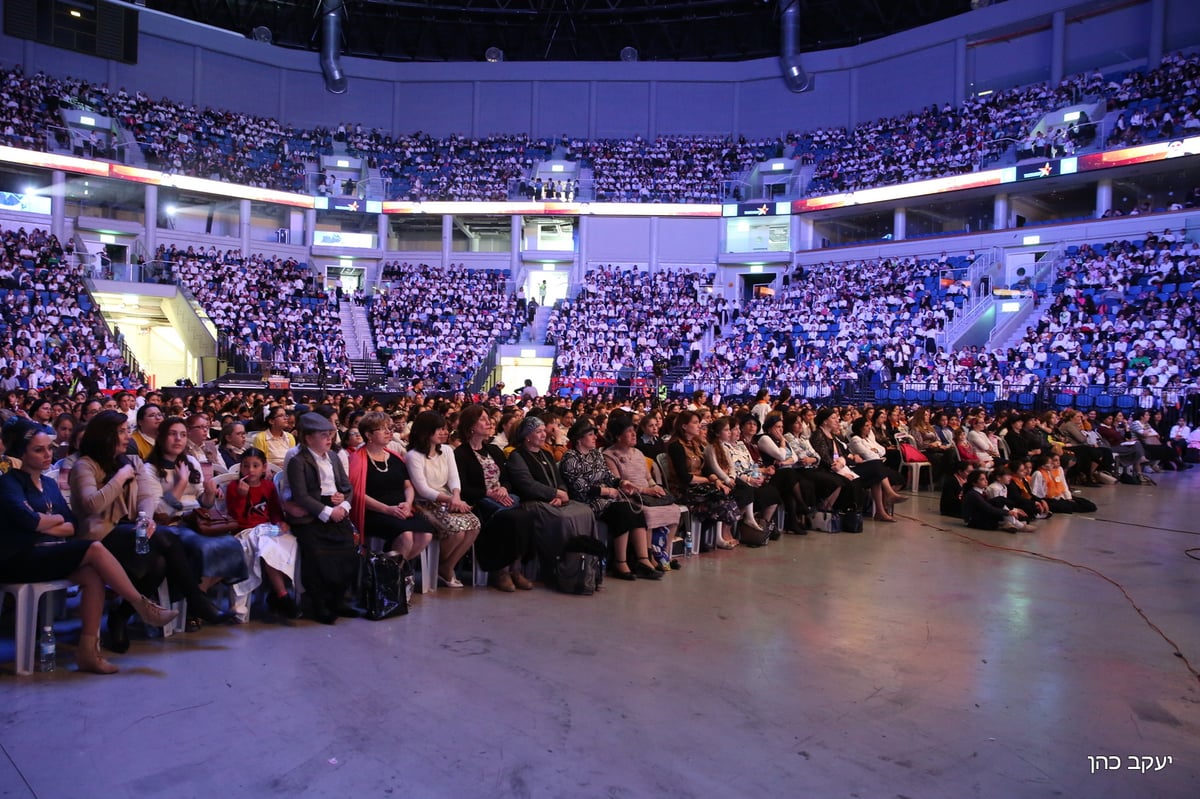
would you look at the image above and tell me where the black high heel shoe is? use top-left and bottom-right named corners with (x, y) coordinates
top-left (610, 561), bottom-right (637, 581)
top-left (189, 593), bottom-right (234, 624)
top-left (633, 559), bottom-right (664, 580)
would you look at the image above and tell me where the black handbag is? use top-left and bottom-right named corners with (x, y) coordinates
top-left (554, 535), bottom-right (607, 595)
top-left (840, 508), bottom-right (864, 533)
top-left (359, 549), bottom-right (412, 620)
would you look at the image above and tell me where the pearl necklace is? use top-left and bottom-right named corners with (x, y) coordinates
top-left (367, 450), bottom-right (390, 473)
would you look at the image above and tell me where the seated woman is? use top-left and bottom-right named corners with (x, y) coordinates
top-left (143, 417), bottom-right (249, 628)
top-left (698, 416), bottom-right (750, 549)
top-left (964, 417), bottom-right (1000, 471)
top-left (665, 411), bottom-right (740, 547)
top-left (783, 411), bottom-right (843, 514)
top-left (217, 421), bottom-right (249, 470)
top-left (845, 415), bottom-right (908, 522)
top-left (1130, 409), bottom-right (1183, 471)
top-left (1056, 409), bottom-right (1113, 484)
top-left (753, 412), bottom-right (801, 532)
top-left (284, 412), bottom-right (361, 623)
top-left (0, 420), bottom-right (178, 674)
top-left (505, 415), bottom-right (600, 567)
top-left (962, 470), bottom-right (1034, 533)
top-left (348, 411), bottom-right (435, 570)
top-left (1095, 412), bottom-right (1146, 478)
top-left (635, 412), bottom-right (666, 460)
top-left (50, 413), bottom-right (77, 462)
top-left (1031, 453), bottom-right (1097, 513)
top-left (452, 405), bottom-right (535, 592)
top-left (953, 428), bottom-right (983, 469)
top-left (71, 410), bottom-right (227, 653)
top-left (224, 447), bottom-right (300, 621)
top-left (560, 417), bottom-right (660, 581)
top-left (809, 408), bottom-right (867, 514)
top-left (908, 407), bottom-right (950, 478)
top-left (728, 416), bottom-right (782, 537)
top-left (129, 403), bottom-right (164, 459)
top-left (603, 414), bottom-right (682, 571)
top-left (405, 410), bottom-right (482, 589)
top-left (184, 412), bottom-right (227, 478)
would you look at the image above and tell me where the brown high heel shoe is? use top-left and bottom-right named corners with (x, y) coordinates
top-left (76, 634), bottom-right (119, 675)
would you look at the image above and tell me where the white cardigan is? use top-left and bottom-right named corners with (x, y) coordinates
top-left (405, 444), bottom-right (461, 501)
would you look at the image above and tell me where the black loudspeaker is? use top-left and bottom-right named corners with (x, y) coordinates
top-left (4, 0), bottom-right (139, 64)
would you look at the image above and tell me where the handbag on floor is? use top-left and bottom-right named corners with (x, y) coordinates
top-left (359, 548), bottom-right (412, 620)
top-left (813, 510), bottom-right (841, 533)
top-left (738, 518), bottom-right (771, 547)
top-left (840, 508), bottom-right (864, 533)
top-left (554, 535), bottom-right (607, 595)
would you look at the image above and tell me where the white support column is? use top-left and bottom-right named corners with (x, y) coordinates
top-left (144, 184), bottom-right (158, 257)
top-left (994, 194), bottom-right (1009, 230)
top-left (893, 207), bottom-right (907, 242)
top-left (511, 215), bottom-right (522, 278)
top-left (1096, 179), bottom-right (1113, 218)
top-left (51, 170), bottom-right (66, 243)
top-left (239, 199), bottom-right (251, 255)
top-left (796, 215), bottom-right (814, 252)
top-left (442, 214), bottom-right (453, 268)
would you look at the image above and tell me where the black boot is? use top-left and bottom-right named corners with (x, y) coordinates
top-left (106, 600), bottom-right (133, 653)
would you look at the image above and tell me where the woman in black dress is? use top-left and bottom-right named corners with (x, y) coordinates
top-left (348, 411), bottom-right (434, 563)
top-left (453, 404), bottom-right (536, 592)
top-left (0, 420), bottom-right (178, 673)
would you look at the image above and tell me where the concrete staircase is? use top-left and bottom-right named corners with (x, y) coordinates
top-left (338, 299), bottom-right (383, 384)
top-left (529, 304), bottom-right (554, 343)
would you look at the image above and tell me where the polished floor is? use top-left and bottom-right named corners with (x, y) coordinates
top-left (1, 470), bottom-right (1198, 799)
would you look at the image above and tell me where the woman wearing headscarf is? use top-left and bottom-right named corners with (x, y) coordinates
top-left (504, 415), bottom-right (600, 566)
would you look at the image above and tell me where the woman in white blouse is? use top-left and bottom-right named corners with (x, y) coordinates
top-left (404, 410), bottom-right (480, 588)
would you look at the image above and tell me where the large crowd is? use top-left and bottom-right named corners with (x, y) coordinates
top-left (369, 261), bottom-right (526, 389)
top-left (1, 381), bottom-right (1195, 673)
top-left (5, 49), bottom-right (1199, 204)
top-left (544, 266), bottom-right (726, 378)
top-left (159, 245), bottom-right (351, 381)
top-left (0, 225), bottom-right (141, 395)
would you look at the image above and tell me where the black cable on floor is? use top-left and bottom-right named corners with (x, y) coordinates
top-left (898, 512), bottom-right (1200, 685)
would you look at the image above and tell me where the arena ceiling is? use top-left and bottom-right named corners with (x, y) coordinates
top-left (144, 0), bottom-right (979, 63)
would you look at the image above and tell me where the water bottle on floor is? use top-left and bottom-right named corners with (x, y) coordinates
top-left (38, 626), bottom-right (55, 673)
top-left (684, 530), bottom-right (694, 557)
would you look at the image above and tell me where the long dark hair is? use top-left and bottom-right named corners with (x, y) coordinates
top-left (148, 416), bottom-right (195, 479)
top-left (407, 410), bottom-right (447, 457)
top-left (77, 410), bottom-right (131, 478)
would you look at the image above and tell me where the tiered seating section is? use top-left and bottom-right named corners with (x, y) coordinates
top-left (682, 255), bottom-right (973, 397)
top-left (162, 246), bottom-right (349, 380)
top-left (544, 267), bottom-right (723, 379)
top-left (0, 225), bottom-right (140, 391)
top-left (369, 262), bottom-right (525, 390)
top-left (4, 50), bottom-right (1198, 203)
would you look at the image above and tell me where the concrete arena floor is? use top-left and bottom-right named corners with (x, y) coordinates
top-left (0, 470), bottom-right (1197, 799)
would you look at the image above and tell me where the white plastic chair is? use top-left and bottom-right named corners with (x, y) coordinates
top-left (897, 435), bottom-right (932, 493)
top-left (0, 579), bottom-right (72, 675)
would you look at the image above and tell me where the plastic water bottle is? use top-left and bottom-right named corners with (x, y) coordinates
top-left (135, 511), bottom-right (150, 555)
top-left (684, 530), bottom-right (694, 557)
top-left (38, 626), bottom-right (55, 673)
